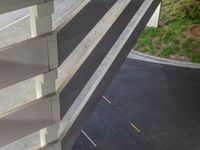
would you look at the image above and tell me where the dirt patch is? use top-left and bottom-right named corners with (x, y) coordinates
top-left (189, 24), bottom-right (200, 39)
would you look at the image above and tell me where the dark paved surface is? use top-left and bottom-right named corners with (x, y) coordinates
top-left (73, 59), bottom-right (200, 150)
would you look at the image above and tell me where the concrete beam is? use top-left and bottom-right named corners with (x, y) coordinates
top-left (57, 0), bottom-right (131, 115)
top-left (0, 0), bottom-right (53, 15)
top-left (0, 97), bottom-right (53, 148)
top-left (147, 3), bottom-right (161, 27)
top-left (29, 1), bottom-right (60, 148)
top-left (39, 0), bottom-right (161, 149)
top-left (0, 36), bottom-right (49, 90)
top-left (30, 1), bottom-right (54, 37)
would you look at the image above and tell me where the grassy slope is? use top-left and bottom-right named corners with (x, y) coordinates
top-left (135, 0), bottom-right (200, 63)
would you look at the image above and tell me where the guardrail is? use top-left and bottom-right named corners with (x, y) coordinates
top-left (0, 0), bottom-right (160, 149)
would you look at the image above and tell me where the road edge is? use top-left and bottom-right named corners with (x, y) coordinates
top-left (128, 50), bottom-right (200, 69)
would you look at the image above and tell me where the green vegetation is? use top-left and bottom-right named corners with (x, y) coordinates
top-left (180, 0), bottom-right (200, 21)
top-left (135, 0), bottom-right (200, 63)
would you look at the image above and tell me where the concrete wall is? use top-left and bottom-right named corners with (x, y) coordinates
top-left (147, 3), bottom-right (161, 27)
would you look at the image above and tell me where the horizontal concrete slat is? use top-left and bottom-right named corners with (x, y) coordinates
top-left (0, 0), bottom-right (52, 14)
top-left (0, 0), bottom-right (160, 148)
top-left (57, 0), bottom-right (117, 66)
top-left (0, 97), bottom-right (53, 147)
top-left (0, 36), bottom-right (49, 89)
top-left (60, 0), bottom-right (161, 149)
top-left (37, 0), bottom-right (160, 149)
top-left (59, 0), bottom-right (143, 118)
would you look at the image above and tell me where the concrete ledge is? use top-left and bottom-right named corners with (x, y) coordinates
top-left (0, 0), bottom-right (88, 90)
top-left (0, 96), bottom-right (53, 148)
top-left (0, 0), bottom-right (53, 15)
top-left (129, 50), bottom-right (200, 68)
top-left (58, 0), bottom-right (131, 118)
top-left (53, 0), bottom-right (91, 32)
top-left (0, 36), bottom-right (49, 90)
top-left (39, 0), bottom-right (161, 149)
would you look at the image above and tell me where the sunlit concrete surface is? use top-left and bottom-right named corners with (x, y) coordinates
top-left (0, 0), bottom-right (82, 117)
top-left (0, 0), bottom-right (81, 48)
top-left (0, 0), bottom-right (81, 149)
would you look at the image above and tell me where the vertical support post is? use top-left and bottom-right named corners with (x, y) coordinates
top-left (147, 3), bottom-right (161, 28)
top-left (29, 1), bottom-right (54, 37)
top-left (29, 1), bottom-right (60, 149)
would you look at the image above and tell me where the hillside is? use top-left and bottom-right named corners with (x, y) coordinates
top-left (135, 0), bottom-right (200, 63)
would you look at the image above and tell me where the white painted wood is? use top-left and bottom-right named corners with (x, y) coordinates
top-left (147, 3), bottom-right (161, 27)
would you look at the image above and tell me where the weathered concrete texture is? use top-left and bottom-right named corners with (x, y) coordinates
top-left (0, 78), bottom-right (36, 115)
top-left (0, 0), bottom-right (82, 48)
top-left (0, 16), bottom-right (30, 48)
top-left (0, 8), bottom-right (28, 29)
top-left (0, 0), bottom-right (81, 149)
top-left (1, 132), bottom-right (40, 150)
top-left (0, 0), bottom-right (83, 116)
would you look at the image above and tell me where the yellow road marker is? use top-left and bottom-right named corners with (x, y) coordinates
top-left (102, 96), bottom-right (112, 104)
top-left (130, 122), bottom-right (141, 133)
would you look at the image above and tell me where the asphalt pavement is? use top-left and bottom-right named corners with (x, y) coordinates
top-left (73, 58), bottom-right (200, 150)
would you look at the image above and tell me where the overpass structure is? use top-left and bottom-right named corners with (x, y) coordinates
top-left (0, 0), bottom-right (160, 149)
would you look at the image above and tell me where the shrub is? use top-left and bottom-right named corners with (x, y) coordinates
top-left (162, 46), bottom-right (179, 57)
